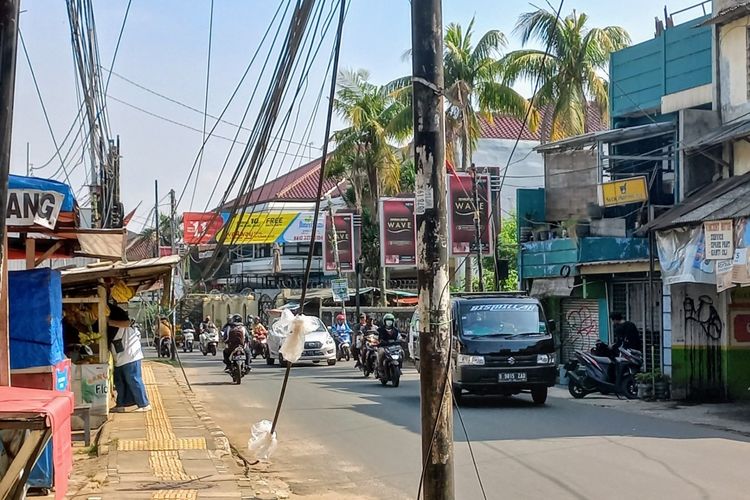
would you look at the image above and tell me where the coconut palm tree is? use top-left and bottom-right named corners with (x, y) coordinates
top-left (504, 8), bottom-right (630, 142)
top-left (327, 69), bottom-right (411, 219)
top-left (442, 18), bottom-right (536, 170)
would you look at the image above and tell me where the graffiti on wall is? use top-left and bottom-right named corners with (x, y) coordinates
top-left (562, 304), bottom-right (598, 357)
top-left (683, 294), bottom-right (724, 400)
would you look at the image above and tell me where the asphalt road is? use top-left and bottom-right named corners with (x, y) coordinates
top-left (174, 350), bottom-right (750, 500)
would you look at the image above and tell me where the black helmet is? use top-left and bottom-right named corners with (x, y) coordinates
top-left (232, 314), bottom-right (243, 324)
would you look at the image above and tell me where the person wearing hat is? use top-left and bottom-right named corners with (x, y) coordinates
top-left (109, 304), bottom-right (151, 412)
top-left (353, 313), bottom-right (368, 368)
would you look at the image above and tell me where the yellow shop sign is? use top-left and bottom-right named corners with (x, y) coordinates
top-left (598, 176), bottom-right (649, 207)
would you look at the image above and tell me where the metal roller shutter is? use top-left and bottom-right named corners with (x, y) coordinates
top-left (561, 299), bottom-right (600, 362)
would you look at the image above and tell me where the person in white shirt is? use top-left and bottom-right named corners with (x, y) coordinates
top-left (108, 304), bottom-right (151, 412)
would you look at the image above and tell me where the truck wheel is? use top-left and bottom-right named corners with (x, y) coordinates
top-left (531, 387), bottom-right (548, 405)
top-left (266, 350), bottom-right (275, 365)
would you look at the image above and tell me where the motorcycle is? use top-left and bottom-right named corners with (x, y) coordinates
top-left (331, 330), bottom-right (351, 362)
top-left (228, 345), bottom-right (247, 385)
top-left (158, 336), bottom-right (172, 358)
top-left (250, 334), bottom-right (269, 359)
top-left (182, 329), bottom-right (195, 353)
top-left (361, 334), bottom-right (379, 378)
top-left (199, 329), bottom-right (219, 356)
top-left (375, 343), bottom-right (403, 387)
top-left (565, 341), bottom-right (642, 399)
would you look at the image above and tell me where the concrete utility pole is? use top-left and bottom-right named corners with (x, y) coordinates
top-left (327, 196), bottom-right (346, 317)
top-left (412, 0), bottom-right (454, 498)
top-left (170, 189), bottom-right (177, 255)
top-left (0, 0), bottom-right (19, 387)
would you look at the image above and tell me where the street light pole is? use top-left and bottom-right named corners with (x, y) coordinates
top-left (470, 164), bottom-right (484, 291)
top-left (412, 0), bottom-right (454, 498)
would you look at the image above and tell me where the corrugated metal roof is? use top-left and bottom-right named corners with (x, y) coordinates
top-left (478, 104), bottom-right (605, 141)
top-left (685, 118), bottom-right (750, 150)
top-left (534, 122), bottom-right (674, 153)
top-left (644, 173), bottom-right (750, 231)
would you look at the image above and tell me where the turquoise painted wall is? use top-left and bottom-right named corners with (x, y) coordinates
top-left (610, 15), bottom-right (711, 119)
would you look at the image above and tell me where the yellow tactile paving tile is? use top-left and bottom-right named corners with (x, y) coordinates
top-left (151, 490), bottom-right (198, 500)
top-left (142, 364), bottom-right (158, 385)
top-left (117, 437), bottom-right (208, 451)
top-left (148, 451), bottom-right (197, 481)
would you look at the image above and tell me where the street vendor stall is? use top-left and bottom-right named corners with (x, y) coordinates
top-left (59, 256), bottom-right (181, 427)
top-left (0, 386), bottom-right (74, 500)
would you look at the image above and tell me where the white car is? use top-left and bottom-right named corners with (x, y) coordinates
top-left (266, 316), bottom-right (337, 366)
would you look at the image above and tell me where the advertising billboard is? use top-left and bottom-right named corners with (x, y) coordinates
top-left (448, 173), bottom-right (492, 256)
top-left (324, 213), bottom-right (355, 273)
top-left (183, 211), bottom-right (325, 245)
top-left (380, 198), bottom-right (417, 268)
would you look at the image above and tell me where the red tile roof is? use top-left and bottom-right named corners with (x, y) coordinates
top-left (223, 156), bottom-right (347, 209)
top-left (478, 104), bottom-right (606, 141)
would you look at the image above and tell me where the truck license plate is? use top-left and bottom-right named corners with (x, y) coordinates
top-left (498, 372), bottom-right (527, 382)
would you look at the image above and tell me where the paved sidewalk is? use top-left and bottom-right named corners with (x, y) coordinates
top-left (551, 385), bottom-right (750, 435)
top-left (73, 361), bottom-right (252, 499)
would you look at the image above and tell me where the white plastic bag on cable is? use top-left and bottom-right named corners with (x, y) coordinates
top-left (278, 309), bottom-right (318, 363)
top-left (247, 419), bottom-right (277, 461)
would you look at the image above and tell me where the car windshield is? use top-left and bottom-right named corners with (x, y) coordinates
top-left (460, 303), bottom-right (545, 337)
top-left (271, 317), bottom-right (327, 337)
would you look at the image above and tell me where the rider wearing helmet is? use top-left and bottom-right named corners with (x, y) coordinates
top-left (376, 313), bottom-right (400, 375)
top-left (332, 313), bottom-right (352, 351)
top-left (223, 314), bottom-right (252, 373)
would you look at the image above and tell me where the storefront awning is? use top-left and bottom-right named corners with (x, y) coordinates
top-left (640, 172), bottom-right (750, 232)
top-left (534, 122), bottom-right (674, 153)
top-left (60, 255), bottom-right (182, 289)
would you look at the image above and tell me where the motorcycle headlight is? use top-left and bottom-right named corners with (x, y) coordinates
top-left (537, 354), bottom-right (556, 365)
top-left (457, 354), bottom-right (485, 366)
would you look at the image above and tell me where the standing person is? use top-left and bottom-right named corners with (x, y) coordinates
top-left (610, 312), bottom-right (641, 351)
top-left (109, 304), bottom-right (151, 412)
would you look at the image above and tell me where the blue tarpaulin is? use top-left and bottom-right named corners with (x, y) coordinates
top-left (9, 268), bottom-right (65, 369)
top-left (8, 174), bottom-right (76, 212)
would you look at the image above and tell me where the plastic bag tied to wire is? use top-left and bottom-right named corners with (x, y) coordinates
top-left (277, 309), bottom-right (319, 363)
top-left (247, 419), bottom-right (277, 462)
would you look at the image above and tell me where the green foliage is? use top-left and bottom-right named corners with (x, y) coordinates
top-left (399, 159), bottom-right (416, 193)
top-left (499, 214), bottom-right (519, 290)
top-left (504, 9), bottom-right (630, 141)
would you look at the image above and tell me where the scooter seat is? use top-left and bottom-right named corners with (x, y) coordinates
top-left (589, 355), bottom-right (612, 365)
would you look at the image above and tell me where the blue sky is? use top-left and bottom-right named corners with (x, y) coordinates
top-left (12, 0), bottom-right (710, 230)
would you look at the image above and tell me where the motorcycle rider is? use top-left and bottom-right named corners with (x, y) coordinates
top-left (331, 313), bottom-right (352, 354)
top-left (376, 313), bottom-right (400, 377)
top-left (158, 316), bottom-right (173, 354)
top-left (223, 314), bottom-right (252, 373)
top-left (200, 316), bottom-right (216, 334)
top-left (251, 316), bottom-right (268, 356)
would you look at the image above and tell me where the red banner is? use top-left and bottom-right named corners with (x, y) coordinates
top-left (183, 212), bottom-right (224, 245)
top-left (324, 213), bottom-right (355, 273)
top-left (380, 198), bottom-right (417, 268)
top-left (448, 173), bottom-right (492, 256)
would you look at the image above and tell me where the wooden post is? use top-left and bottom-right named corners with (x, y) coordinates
top-left (24, 237), bottom-right (35, 269)
top-left (97, 284), bottom-right (108, 363)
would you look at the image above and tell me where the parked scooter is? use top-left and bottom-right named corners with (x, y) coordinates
top-left (199, 328), bottom-right (219, 356)
top-left (228, 345), bottom-right (247, 385)
top-left (182, 328), bottom-right (195, 353)
top-left (375, 343), bottom-right (403, 387)
top-left (565, 341), bottom-right (642, 399)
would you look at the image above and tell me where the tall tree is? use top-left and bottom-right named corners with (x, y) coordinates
top-left (442, 18), bottom-right (536, 170)
top-left (328, 69), bottom-right (411, 219)
top-left (504, 8), bottom-right (630, 141)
